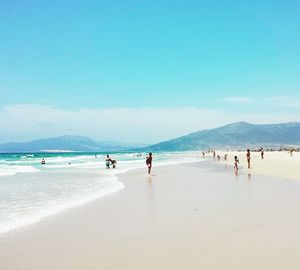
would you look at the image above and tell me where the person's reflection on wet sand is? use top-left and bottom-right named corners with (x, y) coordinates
top-left (148, 175), bottom-right (152, 184)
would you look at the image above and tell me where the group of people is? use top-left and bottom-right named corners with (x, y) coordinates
top-left (210, 147), bottom-right (266, 174)
top-left (40, 153), bottom-right (152, 174)
top-left (105, 152), bottom-right (153, 175)
top-left (105, 155), bottom-right (117, 169)
top-left (39, 153), bottom-right (153, 174)
top-left (234, 148), bottom-right (254, 173)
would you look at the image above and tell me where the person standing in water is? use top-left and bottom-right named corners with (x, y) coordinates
top-left (105, 155), bottom-right (111, 169)
top-left (146, 152), bottom-right (152, 175)
top-left (246, 149), bottom-right (251, 169)
top-left (111, 159), bottom-right (117, 169)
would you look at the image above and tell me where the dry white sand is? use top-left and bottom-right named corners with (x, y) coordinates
top-left (1, 161), bottom-right (300, 270)
top-left (211, 150), bottom-right (300, 180)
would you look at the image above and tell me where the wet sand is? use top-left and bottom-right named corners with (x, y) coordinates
top-left (1, 160), bottom-right (300, 269)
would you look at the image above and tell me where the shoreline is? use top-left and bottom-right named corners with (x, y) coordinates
top-left (1, 148), bottom-right (300, 236)
top-left (0, 157), bottom-right (203, 235)
top-left (1, 149), bottom-right (300, 236)
top-left (2, 160), bottom-right (300, 269)
top-left (0, 168), bottom-right (125, 235)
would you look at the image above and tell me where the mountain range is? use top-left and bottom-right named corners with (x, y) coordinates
top-left (1, 122), bottom-right (300, 152)
top-left (145, 121), bottom-right (300, 151)
top-left (0, 136), bottom-right (144, 153)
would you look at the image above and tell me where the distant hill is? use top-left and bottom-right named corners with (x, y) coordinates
top-left (0, 136), bottom-right (144, 153)
top-left (2, 122), bottom-right (300, 153)
top-left (145, 122), bottom-right (300, 151)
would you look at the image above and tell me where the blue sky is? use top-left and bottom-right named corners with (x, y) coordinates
top-left (1, 1), bottom-right (300, 143)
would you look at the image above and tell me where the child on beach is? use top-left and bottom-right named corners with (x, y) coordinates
top-left (146, 152), bottom-right (152, 175)
top-left (111, 159), bottom-right (117, 169)
top-left (234, 156), bottom-right (239, 172)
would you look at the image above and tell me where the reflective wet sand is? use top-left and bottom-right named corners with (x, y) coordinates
top-left (1, 161), bottom-right (300, 270)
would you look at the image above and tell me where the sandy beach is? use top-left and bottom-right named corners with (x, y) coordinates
top-left (214, 150), bottom-right (300, 181)
top-left (1, 158), bottom-right (300, 270)
top-left (2, 0), bottom-right (300, 268)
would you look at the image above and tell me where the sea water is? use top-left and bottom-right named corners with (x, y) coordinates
top-left (0, 152), bottom-right (200, 234)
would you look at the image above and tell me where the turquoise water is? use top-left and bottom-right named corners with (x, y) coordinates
top-left (0, 152), bottom-right (144, 176)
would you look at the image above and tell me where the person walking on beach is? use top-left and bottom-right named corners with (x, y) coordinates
top-left (146, 152), bottom-right (152, 175)
top-left (246, 149), bottom-right (251, 169)
top-left (260, 148), bottom-right (264, 159)
top-left (234, 156), bottom-right (239, 172)
top-left (105, 155), bottom-right (111, 169)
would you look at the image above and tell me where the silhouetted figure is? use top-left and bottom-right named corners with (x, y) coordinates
top-left (111, 159), bottom-right (117, 169)
top-left (234, 156), bottom-right (239, 173)
top-left (105, 155), bottom-right (111, 169)
top-left (246, 149), bottom-right (251, 169)
top-left (146, 152), bottom-right (153, 175)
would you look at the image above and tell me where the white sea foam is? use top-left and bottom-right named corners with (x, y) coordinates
top-left (0, 165), bottom-right (39, 177)
top-left (41, 155), bottom-right (93, 163)
top-left (0, 174), bottom-right (124, 234)
top-left (0, 152), bottom-right (202, 234)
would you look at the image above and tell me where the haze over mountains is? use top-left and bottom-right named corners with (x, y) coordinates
top-left (0, 136), bottom-right (143, 153)
top-left (0, 122), bottom-right (300, 152)
top-left (146, 122), bottom-right (300, 151)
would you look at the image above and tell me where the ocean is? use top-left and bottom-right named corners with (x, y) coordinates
top-left (0, 151), bottom-right (200, 234)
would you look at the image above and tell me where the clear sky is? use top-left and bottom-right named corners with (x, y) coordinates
top-left (1, 0), bottom-right (300, 143)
